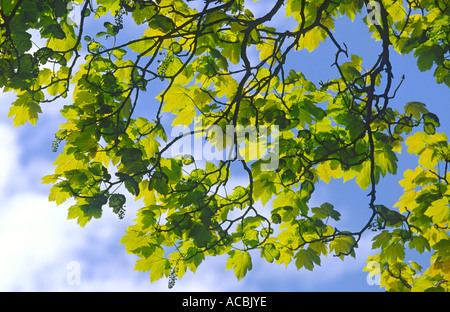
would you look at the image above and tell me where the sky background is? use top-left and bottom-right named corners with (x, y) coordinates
top-left (0, 1), bottom-right (449, 292)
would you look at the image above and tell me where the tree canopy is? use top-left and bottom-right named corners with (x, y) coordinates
top-left (1, 0), bottom-right (449, 291)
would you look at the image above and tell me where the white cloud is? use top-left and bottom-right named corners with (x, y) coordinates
top-left (0, 193), bottom-right (79, 291)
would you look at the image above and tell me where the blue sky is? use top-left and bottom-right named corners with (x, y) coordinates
top-left (0, 1), bottom-right (449, 292)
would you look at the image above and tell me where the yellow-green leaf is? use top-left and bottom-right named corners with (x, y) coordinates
top-left (425, 197), bottom-right (450, 224)
top-left (226, 250), bottom-right (253, 280)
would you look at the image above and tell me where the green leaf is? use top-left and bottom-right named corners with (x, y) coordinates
top-left (222, 43), bottom-right (241, 65)
top-left (47, 22), bottom-right (77, 52)
top-left (371, 230), bottom-right (392, 249)
top-left (172, 106), bottom-right (196, 127)
top-left (375, 150), bottom-right (398, 178)
top-left (140, 209), bottom-right (157, 229)
top-left (189, 224), bottom-right (212, 248)
top-left (330, 235), bottom-right (356, 259)
top-left (416, 45), bottom-right (444, 72)
top-left (309, 241), bottom-right (328, 257)
top-left (311, 202), bottom-right (341, 221)
top-left (112, 48), bottom-right (127, 60)
top-left (120, 228), bottom-right (149, 253)
top-left (140, 136), bottom-right (160, 159)
top-left (355, 161), bottom-right (372, 190)
top-left (432, 239), bottom-right (450, 259)
top-left (11, 31), bottom-right (32, 54)
top-left (8, 98), bottom-right (42, 126)
top-left (80, 204), bottom-right (102, 219)
top-left (161, 158), bottom-right (182, 184)
top-left (132, 3), bottom-right (157, 25)
top-left (41, 24), bottom-right (66, 40)
top-left (404, 101), bottom-right (428, 120)
top-left (409, 236), bottom-right (430, 254)
top-left (295, 248), bottom-right (321, 271)
top-left (375, 205), bottom-right (405, 227)
top-left (261, 243), bottom-right (280, 263)
top-left (148, 15), bottom-right (175, 33)
top-left (411, 274), bottom-right (440, 292)
top-left (316, 161), bottom-right (343, 184)
top-left (253, 178), bottom-right (276, 206)
top-left (409, 261), bottom-right (422, 273)
top-left (117, 148), bottom-right (143, 165)
top-left (424, 197), bottom-right (449, 224)
top-left (423, 113), bottom-right (440, 135)
top-left (134, 246), bottom-right (171, 283)
top-left (405, 132), bottom-right (427, 155)
top-left (67, 204), bottom-right (95, 227)
top-left (226, 250), bottom-right (253, 280)
top-left (48, 183), bottom-right (72, 205)
top-left (124, 177), bottom-right (140, 196)
top-left (382, 243), bottom-right (405, 263)
top-left (97, 0), bottom-right (122, 16)
top-left (300, 180), bottom-right (315, 202)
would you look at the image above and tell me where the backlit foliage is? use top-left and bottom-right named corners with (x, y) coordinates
top-left (1, 0), bottom-right (449, 291)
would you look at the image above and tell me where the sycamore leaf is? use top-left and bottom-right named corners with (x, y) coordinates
top-left (297, 28), bottom-right (326, 52)
top-left (120, 228), bottom-right (150, 253)
top-left (47, 22), bottom-right (78, 51)
top-left (409, 236), bottom-right (430, 254)
top-left (425, 197), bottom-right (450, 224)
top-left (375, 205), bottom-right (406, 227)
top-left (355, 161), bottom-right (372, 190)
top-left (330, 235), bottom-right (356, 259)
top-left (382, 243), bottom-right (405, 263)
top-left (222, 43), bottom-right (241, 65)
top-left (253, 178), bottom-right (277, 206)
top-left (134, 246), bottom-right (171, 283)
top-left (311, 202), bottom-right (341, 221)
top-left (432, 239), bottom-right (450, 260)
top-left (416, 45), bottom-right (444, 72)
top-left (260, 243), bottom-right (280, 263)
top-left (48, 184), bottom-right (72, 206)
top-left (404, 101), bottom-right (428, 120)
top-left (97, 0), bottom-right (122, 16)
top-left (372, 230), bottom-right (392, 249)
top-left (8, 100), bottom-right (42, 126)
top-left (226, 250), bottom-right (253, 280)
top-left (423, 113), bottom-right (440, 135)
top-left (295, 248), bottom-right (321, 271)
top-left (316, 161), bottom-right (343, 184)
top-left (172, 107), bottom-right (196, 127)
top-left (189, 224), bottom-right (212, 248)
top-left (409, 261), bottom-right (423, 273)
top-left (411, 274), bottom-right (441, 292)
top-left (405, 132), bottom-right (427, 155)
top-left (309, 241), bottom-right (328, 257)
top-left (41, 24), bottom-right (66, 40)
top-left (67, 204), bottom-right (96, 227)
top-left (161, 84), bottom-right (192, 113)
